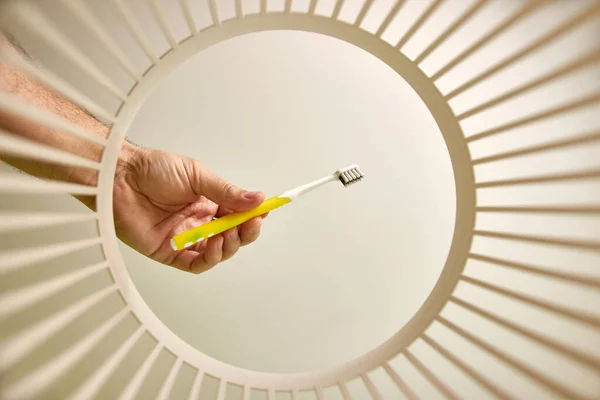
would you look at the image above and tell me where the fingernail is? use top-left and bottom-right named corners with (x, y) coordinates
top-left (243, 191), bottom-right (261, 200)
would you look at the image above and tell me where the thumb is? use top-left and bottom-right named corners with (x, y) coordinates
top-left (193, 164), bottom-right (265, 211)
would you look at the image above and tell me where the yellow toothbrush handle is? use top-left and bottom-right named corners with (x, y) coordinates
top-left (170, 196), bottom-right (291, 251)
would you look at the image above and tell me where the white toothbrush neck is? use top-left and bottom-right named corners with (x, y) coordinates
top-left (279, 174), bottom-right (337, 201)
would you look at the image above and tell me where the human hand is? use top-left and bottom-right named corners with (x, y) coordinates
top-left (112, 142), bottom-right (266, 274)
top-left (0, 34), bottom-right (263, 274)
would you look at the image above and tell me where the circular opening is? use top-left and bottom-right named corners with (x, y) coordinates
top-left (120, 31), bottom-right (456, 373)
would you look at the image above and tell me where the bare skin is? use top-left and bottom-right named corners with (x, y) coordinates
top-left (0, 33), bottom-right (265, 274)
top-left (113, 146), bottom-right (266, 273)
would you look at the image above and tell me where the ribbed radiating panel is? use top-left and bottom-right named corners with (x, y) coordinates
top-left (66, 326), bottom-right (146, 400)
top-left (0, 129), bottom-right (101, 170)
top-left (11, 2), bottom-right (127, 101)
top-left (179, 0), bottom-right (197, 35)
top-left (118, 343), bottom-right (163, 400)
top-left (187, 370), bottom-right (204, 400)
top-left (110, 0), bottom-right (160, 63)
top-left (0, 211), bottom-right (97, 234)
top-left (155, 357), bottom-right (183, 400)
top-left (0, 93), bottom-right (107, 146)
top-left (58, 0), bottom-right (142, 82)
top-left (4, 307), bottom-right (130, 399)
top-left (0, 48), bottom-right (117, 123)
top-left (208, 0), bottom-right (221, 26)
top-left (0, 260), bottom-right (108, 316)
top-left (0, 174), bottom-right (98, 195)
top-left (0, 285), bottom-right (118, 370)
top-left (0, 0), bottom-right (598, 399)
top-left (148, 0), bottom-right (178, 49)
top-left (0, 237), bottom-right (103, 273)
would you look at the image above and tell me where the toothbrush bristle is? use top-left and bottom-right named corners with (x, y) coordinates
top-left (336, 164), bottom-right (364, 187)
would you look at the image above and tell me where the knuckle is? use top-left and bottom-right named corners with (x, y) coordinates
top-left (207, 255), bottom-right (218, 267)
top-left (225, 249), bottom-right (239, 260)
top-left (188, 262), bottom-right (206, 274)
top-left (222, 182), bottom-right (238, 198)
top-left (242, 229), bottom-right (260, 246)
top-left (205, 251), bottom-right (221, 267)
top-left (221, 250), bottom-right (235, 262)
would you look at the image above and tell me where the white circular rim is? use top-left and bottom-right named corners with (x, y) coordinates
top-left (97, 13), bottom-right (476, 389)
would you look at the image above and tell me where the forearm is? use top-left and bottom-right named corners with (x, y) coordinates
top-left (0, 33), bottom-right (112, 187)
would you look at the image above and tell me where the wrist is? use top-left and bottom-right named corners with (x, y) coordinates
top-left (116, 138), bottom-right (145, 177)
top-left (74, 139), bottom-right (141, 210)
top-left (118, 139), bottom-right (139, 163)
top-left (73, 137), bottom-right (139, 188)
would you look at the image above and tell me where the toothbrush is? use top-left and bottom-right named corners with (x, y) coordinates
top-left (170, 164), bottom-right (364, 251)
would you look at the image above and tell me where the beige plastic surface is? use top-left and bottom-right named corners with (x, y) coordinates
top-left (0, 0), bottom-right (599, 399)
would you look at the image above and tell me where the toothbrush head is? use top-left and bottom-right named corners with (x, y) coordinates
top-left (336, 164), bottom-right (364, 187)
